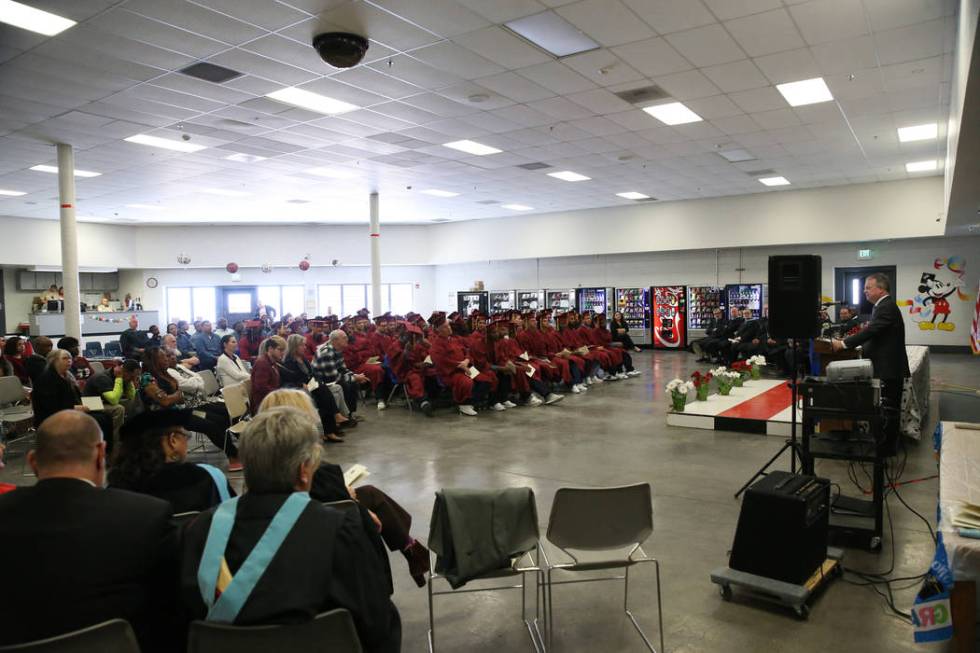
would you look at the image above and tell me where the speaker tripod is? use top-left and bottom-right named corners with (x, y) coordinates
top-left (734, 340), bottom-right (805, 499)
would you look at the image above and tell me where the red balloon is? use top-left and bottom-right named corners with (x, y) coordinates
top-left (298, 259), bottom-right (310, 271)
top-left (226, 262), bottom-right (238, 273)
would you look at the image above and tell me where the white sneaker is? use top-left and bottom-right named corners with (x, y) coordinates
top-left (491, 402), bottom-right (506, 411)
top-left (616, 372), bottom-right (628, 380)
top-left (576, 383), bottom-right (588, 392)
top-left (627, 370), bottom-right (641, 377)
top-left (605, 373), bottom-right (619, 381)
top-left (592, 375), bottom-right (604, 384)
top-left (570, 384), bottom-right (582, 394)
top-left (377, 400), bottom-right (387, 410)
top-left (459, 405), bottom-right (478, 416)
top-left (584, 376), bottom-right (593, 385)
top-left (527, 395), bottom-right (544, 407)
top-left (503, 400), bottom-right (517, 408)
top-left (544, 393), bottom-right (564, 405)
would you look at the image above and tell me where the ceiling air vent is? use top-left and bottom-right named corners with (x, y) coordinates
top-left (745, 168), bottom-right (776, 177)
top-left (517, 162), bottom-right (552, 170)
top-left (179, 62), bottom-right (243, 84)
top-left (614, 85), bottom-right (670, 105)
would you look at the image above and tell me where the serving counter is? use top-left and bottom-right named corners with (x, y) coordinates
top-left (29, 310), bottom-right (160, 337)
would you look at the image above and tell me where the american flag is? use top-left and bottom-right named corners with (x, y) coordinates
top-left (971, 282), bottom-right (980, 355)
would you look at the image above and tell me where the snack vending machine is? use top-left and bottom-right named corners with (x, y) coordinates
top-left (687, 286), bottom-right (725, 330)
top-left (488, 290), bottom-right (515, 314)
top-left (545, 289), bottom-right (576, 311)
top-left (650, 286), bottom-right (687, 349)
top-left (725, 283), bottom-right (764, 318)
top-left (576, 287), bottom-right (614, 315)
top-left (457, 291), bottom-right (488, 316)
top-left (615, 287), bottom-right (651, 345)
top-left (516, 290), bottom-right (544, 312)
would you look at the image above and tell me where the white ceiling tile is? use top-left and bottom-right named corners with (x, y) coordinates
top-left (724, 9), bottom-right (805, 57)
top-left (824, 68), bottom-right (885, 100)
top-left (318, 1), bottom-right (441, 51)
top-left (611, 37), bottom-right (693, 77)
top-left (792, 101), bottom-right (844, 124)
top-left (455, 26), bottom-right (552, 69)
top-left (701, 0), bottom-right (782, 20)
top-left (124, 0), bottom-right (266, 45)
top-left (874, 19), bottom-right (947, 66)
top-left (750, 108), bottom-right (802, 129)
top-left (527, 96), bottom-right (595, 119)
top-left (412, 42), bottom-right (505, 79)
top-left (207, 49), bottom-right (320, 87)
top-left (473, 72), bottom-right (555, 103)
top-left (565, 88), bottom-right (634, 114)
top-left (490, 104), bottom-right (554, 127)
top-left (457, 111), bottom-right (522, 133)
top-left (561, 50), bottom-right (645, 87)
top-left (605, 109), bottom-right (658, 130)
top-left (728, 86), bottom-right (788, 112)
top-left (400, 93), bottom-right (476, 117)
top-left (665, 24), bottom-right (746, 67)
top-left (438, 81), bottom-right (515, 109)
top-left (685, 94), bottom-right (743, 119)
top-left (710, 113), bottom-right (762, 134)
top-left (519, 61), bottom-right (597, 95)
top-left (89, 9), bottom-right (228, 59)
top-left (454, 0), bottom-right (547, 23)
top-left (568, 116), bottom-right (629, 136)
top-left (862, 0), bottom-right (952, 32)
top-left (556, 0), bottom-right (656, 47)
top-left (753, 47), bottom-right (821, 84)
top-left (810, 35), bottom-right (878, 75)
top-left (654, 69), bottom-right (721, 100)
top-left (788, 0), bottom-right (868, 46)
top-left (621, 0), bottom-right (715, 34)
top-left (332, 67), bottom-right (422, 100)
top-left (369, 55), bottom-right (463, 91)
top-left (192, 0), bottom-right (310, 30)
top-left (701, 59), bottom-right (769, 93)
top-left (296, 77), bottom-right (389, 108)
top-left (370, 101), bottom-right (442, 124)
top-left (240, 34), bottom-right (332, 73)
top-left (372, 0), bottom-right (490, 37)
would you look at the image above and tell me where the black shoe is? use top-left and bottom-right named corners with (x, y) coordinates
top-left (337, 419), bottom-right (357, 430)
top-left (421, 400), bottom-right (433, 417)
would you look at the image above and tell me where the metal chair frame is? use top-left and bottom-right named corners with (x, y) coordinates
top-left (427, 548), bottom-right (546, 653)
top-left (88, 361), bottom-right (105, 376)
top-left (198, 369), bottom-right (220, 397)
top-left (0, 618), bottom-right (139, 652)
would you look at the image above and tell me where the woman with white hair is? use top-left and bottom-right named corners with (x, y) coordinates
top-left (31, 349), bottom-right (114, 451)
top-left (180, 407), bottom-right (401, 652)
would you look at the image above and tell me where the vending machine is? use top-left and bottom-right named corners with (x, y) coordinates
top-left (488, 290), bottom-right (515, 314)
top-left (687, 286), bottom-right (725, 331)
top-left (650, 286), bottom-right (687, 349)
top-left (725, 283), bottom-right (764, 318)
top-left (615, 287), bottom-right (651, 345)
top-left (576, 287), bottom-right (615, 315)
top-left (515, 290), bottom-right (544, 312)
top-left (545, 289), bottom-right (576, 311)
top-left (457, 291), bottom-right (488, 315)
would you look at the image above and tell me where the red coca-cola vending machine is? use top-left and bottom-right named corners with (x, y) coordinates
top-left (650, 285), bottom-right (687, 349)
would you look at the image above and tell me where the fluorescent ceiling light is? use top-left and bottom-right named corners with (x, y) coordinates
top-left (758, 176), bottom-right (790, 186)
top-left (124, 133), bottom-right (207, 153)
top-left (125, 204), bottom-right (163, 210)
top-left (266, 87), bottom-right (359, 115)
top-left (201, 187), bottom-right (251, 197)
top-left (225, 152), bottom-right (267, 163)
top-left (30, 164), bottom-right (101, 177)
top-left (502, 203), bottom-right (533, 211)
top-left (905, 160), bottom-right (937, 172)
top-left (443, 140), bottom-right (502, 156)
top-left (421, 189), bottom-right (459, 197)
top-left (616, 192), bottom-right (649, 200)
top-left (776, 77), bottom-right (833, 107)
top-left (717, 148), bottom-right (756, 162)
top-left (897, 123), bottom-right (938, 143)
top-left (305, 167), bottom-right (356, 179)
top-left (0, 0), bottom-right (75, 36)
top-left (0, 189), bottom-right (26, 196)
top-left (547, 170), bottom-right (591, 182)
top-left (642, 102), bottom-right (703, 126)
top-left (504, 11), bottom-right (600, 58)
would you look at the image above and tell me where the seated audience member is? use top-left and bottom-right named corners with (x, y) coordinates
top-left (723, 308), bottom-right (763, 363)
top-left (146, 324), bottom-right (162, 348)
top-left (704, 309), bottom-right (744, 363)
top-left (175, 321), bottom-right (193, 354)
top-left (162, 332), bottom-right (199, 367)
top-left (0, 411), bottom-right (180, 653)
top-left (610, 311), bottom-right (642, 352)
top-left (25, 336), bottom-right (52, 385)
top-left (250, 335), bottom-right (287, 413)
top-left (191, 320), bottom-right (222, 370)
top-left (280, 334), bottom-right (346, 441)
top-left (32, 350), bottom-right (114, 450)
top-left (595, 313), bottom-right (640, 376)
top-left (214, 317), bottom-right (234, 339)
top-left (343, 314), bottom-right (389, 408)
top-left (237, 320), bottom-right (264, 363)
top-left (141, 346), bottom-right (241, 472)
top-left (428, 313), bottom-right (491, 416)
top-left (691, 308), bottom-right (726, 362)
top-left (216, 334), bottom-right (251, 388)
top-left (3, 336), bottom-right (31, 385)
top-left (83, 358), bottom-right (140, 449)
top-left (179, 407), bottom-right (401, 652)
top-left (108, 409), bottom-right (235, 514)
top-left (826, 305), bottom-right (862, 337)
top-left (57, 337), bottom-right (94, 385)
top-left (384, 321), bottom-right (436, 415)
top-left (0, 337), bottom-right (13, 378)
top-left (96, 296), bottom-right (113, 312)
top-left (166, 322), bottom-right (179, 338)
top-left (120, 315), bottom-right (149, 359)
top-left (312, 330), bottom-right (368, 421)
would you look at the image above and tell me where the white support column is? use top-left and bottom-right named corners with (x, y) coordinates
top-left (369, 192), bottom-right (382, 316)
top-left (57, 143), bottom-right (81, 340)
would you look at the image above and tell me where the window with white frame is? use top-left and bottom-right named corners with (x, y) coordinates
top-left (166, 287), bottom-right (192, 325)
top-left (192, 287), bottom-right (216, 323)
top-left (316, 282), bottom-right (413, 316)
top-left (317, 285), bottom-right (342, 316)
top-left (257, 286), bottom-right (281, 318)
top-left (282, 285), bottom-right (305, 317)
top-left (342, 285), bottom-right (366, 316)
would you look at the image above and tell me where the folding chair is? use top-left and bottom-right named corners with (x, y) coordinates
top-left (103, 341), bottom-right (122, 357)
top-left (539, 483), bottom-right (664, 652)
top-left (0, 376), bottom-right (35, 475)
top-left (383, 355), bottom-right (413, 412)
top-left (0, 618), bottom-right (139, 652)
top-left (173, 510), bottom-right (201, 526)
top-left (83, 341), bottom-right (103, 358)
top-left (220, 382), bottom-right (250, 463)
top-left (199, 369), bottom-right (220, 396)
top-left (187, 608), bottom-right (362, 653)
top-left (427, 488), bottom-right (545, 653)
top-left (88, 361), bottom-right (105, 376)
top-left (323, 499), bottom-right (359, 514)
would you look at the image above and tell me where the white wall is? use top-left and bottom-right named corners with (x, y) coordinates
top-left (433, 236), bottom-right (980, 348)
top-left (945, 0), bottom-right (979, 213)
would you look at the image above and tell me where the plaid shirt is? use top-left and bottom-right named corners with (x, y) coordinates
top-left (311, 342), bottom-right (353, 384)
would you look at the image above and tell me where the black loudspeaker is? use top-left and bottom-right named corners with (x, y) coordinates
top-left (730, 471), bottom-right (830, 585)
top-left (768, 255), bottom-right (821, 338)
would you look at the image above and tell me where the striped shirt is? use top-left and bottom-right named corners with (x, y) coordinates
top-left (311, 343), bottom-right (353, 384)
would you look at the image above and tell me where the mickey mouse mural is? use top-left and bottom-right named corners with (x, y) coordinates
top-left (900, 256), bottom-right (973, 332)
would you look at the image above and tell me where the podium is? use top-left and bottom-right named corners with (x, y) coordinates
top-left (811, 338), bottom-right (859, 374)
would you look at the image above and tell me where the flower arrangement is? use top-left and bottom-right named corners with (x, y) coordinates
top-left (730, 360), bottom-right (750, 386)
top-left (712, 367), bottom-right (740, 395)
top-left (691, 370), bottom-right (712, 400)
top-left (747, 355), bottom-right (766, 379)
top-left (666, 378), bottom-right (695, 411)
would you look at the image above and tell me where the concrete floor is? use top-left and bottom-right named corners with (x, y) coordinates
top-left (4, 350), bottom-right (977, 652)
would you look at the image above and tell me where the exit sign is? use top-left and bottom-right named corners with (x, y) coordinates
top-left (858, 248), bottom-right (873, 260)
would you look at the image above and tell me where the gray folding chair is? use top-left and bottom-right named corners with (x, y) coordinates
top-left (173, 510), bottom-right (201, 526)
top-left (0, 618), bottom-right (139, 652)
top-left (199, 369), bottom-right (220, 396)
top-left (0, 376), bottom-right (35, 474)
top-left (187, 608), bottom-right (362, 653)
top-left (540, 483), bottom-right (664, 653)
top-left (427, 488), bottom-right (545, 653)
top-left (323, 499), bottom-right (359, 514)
top-left (219, 382), bottom-right (249, 466)
top-left (88, 361), bottom-right (105, 376)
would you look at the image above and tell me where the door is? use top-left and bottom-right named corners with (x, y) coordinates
top-left (834, 266), bottom-right (897, 319)
top-left (220, 286), bottom-right (257, 325)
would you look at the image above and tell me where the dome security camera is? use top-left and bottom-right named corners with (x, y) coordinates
top-left (313, 32), bottom-right (369, 69)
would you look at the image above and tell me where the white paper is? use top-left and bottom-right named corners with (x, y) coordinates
top-left (525, 366), bottom-right (535, 378)
top-left (307, 377), bottom-right (319, 391)
top-left (467, 366), bottom-right (480, 379)
top-left (343, 463), bottom-right (369, 487)
top-left (519, 351), bottom-right (530, 361)
top-left (424, 355), bottom-right (433, 365)
top-left (81, 396), bottom-right (104, 411)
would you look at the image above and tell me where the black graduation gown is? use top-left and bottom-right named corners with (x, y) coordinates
top-left (180, 492), bottom-right (401, 653)
top-left (109, 463), bottom-right (236, 515)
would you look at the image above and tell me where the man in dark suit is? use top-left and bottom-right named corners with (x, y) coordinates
top-left (691, 307), bottom-right (726, 362)
top-left (724, 308), bottom-right (763, 363)
top-left (0, 411), bottom-right (180, 652)
top-left (833, 273), bottom-right (909, 452)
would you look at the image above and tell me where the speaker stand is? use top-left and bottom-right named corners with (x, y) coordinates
top-left (734, 341), bottom-right (804, 499)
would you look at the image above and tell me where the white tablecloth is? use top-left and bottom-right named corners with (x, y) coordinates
top-left (902, 345), bottom-right (930, 440)
top-left (939, 421), bottom-right (980, 582)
